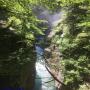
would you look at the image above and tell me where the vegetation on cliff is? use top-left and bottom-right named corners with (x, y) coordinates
top-left (51, 0), bottom-right (90, 90)
top-left (0, 0), bottom-right (90, 90)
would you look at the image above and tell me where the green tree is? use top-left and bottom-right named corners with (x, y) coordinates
top-left (52, 0), bottom-right (90, 89)
top-left (0, 0), bottom-right (46, 89)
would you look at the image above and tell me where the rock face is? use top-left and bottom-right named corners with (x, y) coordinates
top-left (0, 7), bottom-right (36, 90)
top-left (44, 44), bottom-right (64, 90)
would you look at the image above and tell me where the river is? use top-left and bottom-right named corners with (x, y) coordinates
top-left (34, 45), bottom-right (56, 90)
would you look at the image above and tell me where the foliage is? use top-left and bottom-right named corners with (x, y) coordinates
top-left (0, 0), bottom-right (90, 89)
top-left (52, 0), bottom-right (90, 90)
top-left (0, 0), bottom-right (47, 45)
top-left (0, 0), bottom-right (46, 88)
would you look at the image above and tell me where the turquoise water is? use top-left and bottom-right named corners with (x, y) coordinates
top-left (34, 46), bottom-right (56, 90)
top-left (34, 61), bottom-right (56, 90)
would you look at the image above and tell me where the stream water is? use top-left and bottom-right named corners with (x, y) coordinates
top-left (34, 45), bottom-right (56, 90)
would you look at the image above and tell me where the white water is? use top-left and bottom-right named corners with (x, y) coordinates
top-left (34, 60), bottom-right (56, 90)
top-left (34, 46), bottom-right (56, 90)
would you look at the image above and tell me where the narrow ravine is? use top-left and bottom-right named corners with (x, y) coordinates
top-left (33, 6), bottom-right (64, 90)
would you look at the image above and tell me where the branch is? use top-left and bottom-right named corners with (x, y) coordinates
top-left (45, 64), bottom-right (66, 86)
top-left (43, 79), bottom-right (54, 83)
